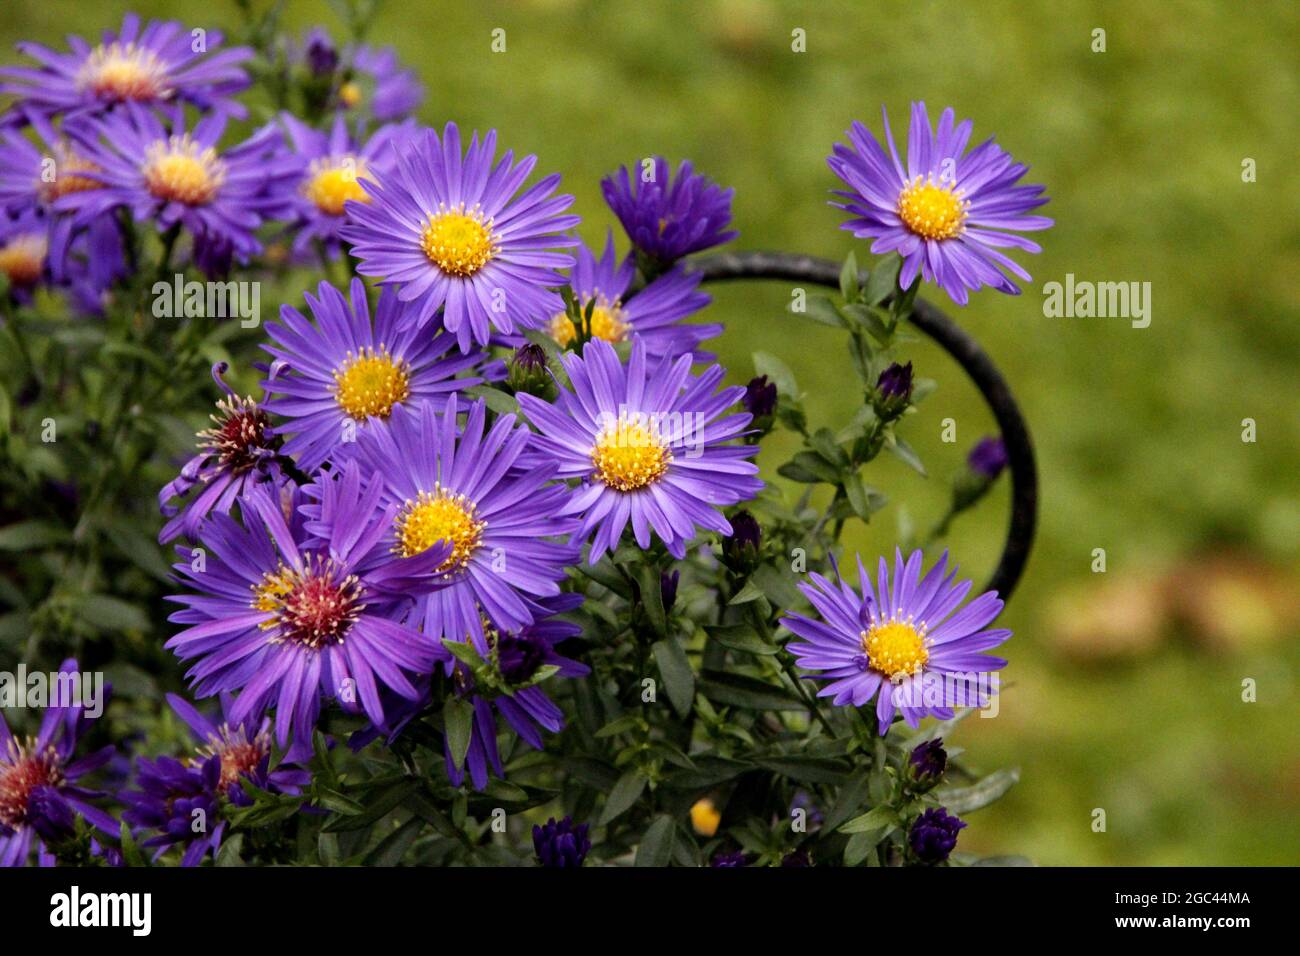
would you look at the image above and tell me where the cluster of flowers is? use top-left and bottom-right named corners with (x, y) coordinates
top-left (0, 13), bottom-right (1048, 867)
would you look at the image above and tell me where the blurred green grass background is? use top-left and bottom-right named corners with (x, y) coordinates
top-left (4, 0), bottom-right (1297, 864)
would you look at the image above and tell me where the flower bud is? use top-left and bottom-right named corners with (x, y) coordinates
top-left (506, 343), bottom-right (554, 398)
top-left (905, 737), bottom-right (948, 792)
top-left (908, 807), bottom-right (966, 864)
top-left (721, 510), bottom-right (762, 574)
top-left (742, 375), bottom-right (777, 439)
top-left (869, 361), bottom-right (913, 421)
top-left (532, 816), bottom-right (591, 868)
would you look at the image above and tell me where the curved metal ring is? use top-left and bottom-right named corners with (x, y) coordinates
top-left (690, 250), bottom-right (1037, 602)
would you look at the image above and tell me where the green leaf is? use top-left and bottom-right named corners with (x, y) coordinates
top-left (706, 623), bottom-right (777, 656)
top-left (363, 816), bottom-right (424, 866)
top-left (726, 580), bottom-right (765, 605)
top-left (822, 774), bottom-right (873, 832)
top-left (697, 671), bottom-right (802, 711)
top-left (844, 829), bottom-right (884, 865)
top-left (635, 815), bottom-right (676, 867)
top-left (323, 780), bottom-right (417, 833)
top-left (798, 295), bottom-right (847, 328)
top-left (885, 434), bottom-right (928, 476)
top-left (839, 804), bottom-right (901, 834)
top-left (119, 821), bottom-right (149, 868)
top-left (809, 428), bottom-right (848, 467)
top-left (443, 697), bottom-right (474, 771)
top-left (752, 351), bottom-right (799, 398)
top-left (636, 563), bottom-right (667, 637)
top-left (864, 252), bottom-right (903, 306)
top-left (594, 714), bottom-right (641, 739)
top-left (653, 638), bottom-right (694, 717)
top-left (936, 768), bottom-right (1020, 814)
top-left (972, 855), bottom-right (1036, 867)
top-left (0, 521), bottom-right (68, 551)
top-left (750, 563), bottom-right (804, 610)
top-left (315, 789), bottom-right (365, 815)
top-left (463, 384), bottom-right (519, 416)
top-left (79, 594), bottom-right (149, 633)
top-left (755, 756), bottom-right (851, 785)
top-left (598, 770), bottom-right (647, 825)
top-left (214, 833), bottom-right (245, 867)
top-left (839, 250), bottom-right (860, 300)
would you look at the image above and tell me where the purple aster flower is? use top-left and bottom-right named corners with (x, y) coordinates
top-left (0, 14), bottom-right (252, 123)
top-left (165, 463), bottom-right (454, 754)
top-left (908, 807), bottom-right (966, 864)
top-left (348, 395), bottom-right (578, 649)
top-left (122, 693), bottom-right (307, 866)
top-left (443, 592), bottom-right (589, 789)
top-left (533, 816), bottom-right (591, 868)
top-left (781, 548), bottom-right (1010, 732)
top-left (967, 436), bottom-right (1008, 479)
top-left (0, 659), bottom-right (117, 867)
top-left (828, 102), bottom-right (1052, 305)
top-left (279, 112), bottom-right (415, 258)
top-left (261, 278), bottom-right (483, 473)
top-left (543, 232), bottom-right (718, 361)
top-left (906, 738), bottom-right (948, 791)
top-left (339, 43), bottom-right (424, 121)
top-left (340, 122), bottom-right (580, 352)
top-left (59, 213), bottom-right (128, 314)
top-left (60, 104), bottom-right (299, 265)
top-left (516, 338), bottom-right (763, 562)
top-left (602, 156), bottom-right (737, 266)
top-left (159, 363), bottom-right (288, 544)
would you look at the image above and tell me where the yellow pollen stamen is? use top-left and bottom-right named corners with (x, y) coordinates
top-left (0, 234), bottom-right (48, 286)
top-left (861, 617), bottom-right (930, 683)
top-left (338, 82), bottom-right (363, 109)
top-left (394, 485), bottom-right (486, 572)
top-left (897, 174), bottom-right (968, 241)
top-left (332, 346), bottom-right (411, 420)
top-left (303, 157), bottom-right (372, 216)
top-left (547, 295), bottom-right (630, 347)
top-left (143, 136), bottom-right (225, 206)
top-left (420, 204), bottom-right (496, 277)
top-left (77, 42), bottom-right (171, 102)
top-left (591, 416), bottom-right (672, 492)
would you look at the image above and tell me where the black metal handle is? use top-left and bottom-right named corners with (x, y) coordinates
top-left (690, 250), bottom-right (1037, 602)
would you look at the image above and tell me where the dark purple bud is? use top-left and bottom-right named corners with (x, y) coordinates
top-left (722, 510), bottom-right (762, 573)
top-left (876, 361), bottom-right (914, 400)
top-left (908, 807), bottom-right (967, 864)
top-left (781, 848), bottom-right (813, 867)
top-left (659, 569), bottom-right (679, 612)
top-left (743, 375), bottom-right (777, 418)
top-left (533, 816), bottom-right (591, 868)
top-left (967, 436), bottom-right (1008, 479)
top-left (506, 343), bottom-right (553, 397)
top-left (497, 633), bottom-right (547, 685)
top-left (304, 28), bottom-right (339, 76)
top-left (906, 738), bottom-right (948, 791)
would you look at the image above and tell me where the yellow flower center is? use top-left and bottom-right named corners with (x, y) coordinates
top-left (38, 144), bottom-right (102, 202)
top-left (77, 43), bottom-right (171, 101)
top-left (303, 157), bottom-right (372, 216)
top-left (339, 81), bottom-right (363, 108)
top-left (0, 234), bottom-right (48, 286)
top-left (547, 296), bottom-right (630, 348)
top-left (420, 205), bottom-right (496, 277)
top-left (143, 137), bottom-right (225, 206)
top-left (332, 347), bottom-right (411, 420)
top-left (394, 485), bottom-right (486, 572)
top-left (591, 417), bottom-right (672, 492)
top-left (897, 175), bottom-right (968, 241)
top-left (861, 618), bottom-right (930, 683)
